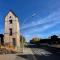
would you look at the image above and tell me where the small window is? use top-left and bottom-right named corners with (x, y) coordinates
top-left (9, 28), bottom-right (12, 36)
top-left (9, 20), bottom-right (12, 24)
top-left (13, 38), bottom-right (16, 47)
top-left (9, 16), bottom-right (11, 18)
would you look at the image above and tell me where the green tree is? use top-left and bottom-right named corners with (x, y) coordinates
top-left (30, 37), bottom-right (40, 44)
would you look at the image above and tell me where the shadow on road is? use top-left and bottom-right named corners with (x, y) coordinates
top-left (17, 53), bottom-right (60, 60)
top-left (17, 54), bottom-right (27, 60)
top-left (25, 44), bottom-right (60, 60)
top-left (17, 54), bottom-right (37, 60)
top-left (15, 45), bottom-right (60, 60)
top-left (35, 54), bottom-right (60, 60)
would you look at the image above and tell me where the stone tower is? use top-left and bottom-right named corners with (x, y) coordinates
top-left (4, 11), bottom-right (20, 52)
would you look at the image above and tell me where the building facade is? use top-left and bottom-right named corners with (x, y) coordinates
top-left (4, 11), bottom-right (20, 52)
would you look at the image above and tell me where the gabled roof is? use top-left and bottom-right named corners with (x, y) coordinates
top-left (9, 10), bottom-right (18, 17)
top-left (5, 10), bottom-right (18, 18)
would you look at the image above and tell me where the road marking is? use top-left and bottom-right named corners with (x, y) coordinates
top-left (32, 48), bottom-right (52, 56)
top-left (28, 48), bottom-right (37, 60)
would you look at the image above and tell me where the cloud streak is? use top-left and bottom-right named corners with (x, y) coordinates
top-left (21, 9), bottom-right (60, 30)
top-left (20, 8), bottom-right (60, 41)
top-left (22, 21), bottom-right (60, 35)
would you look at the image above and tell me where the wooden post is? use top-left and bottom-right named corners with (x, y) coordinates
top-left (0, 38), bottom-right (1, 49)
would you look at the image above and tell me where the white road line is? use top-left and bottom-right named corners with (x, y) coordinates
top-left (30, 48), bottom-right (37, 60)
top-left (32, 48), bottom-right (52, 56)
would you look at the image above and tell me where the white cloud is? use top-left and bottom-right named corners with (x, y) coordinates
top-left (21, 8), bottom-right (60, 36)
top-left (32, 13), bottom-right (36, 17)
top-left (21, 8), bottom-right (60, 30)
top-left (23, 21), bottom-right (60, 34)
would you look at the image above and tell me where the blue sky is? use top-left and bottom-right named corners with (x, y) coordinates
top-left (0, 0), bottom-right (60, 41)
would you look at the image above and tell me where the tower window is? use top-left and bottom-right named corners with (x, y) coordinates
top-left (9, 16), bottom-right (11, 18)
top-left (9, 20), bottom-right (12, 24)
top-left (13, 38), bottom-right (16, 47)
top-left (9, 28), bottom-right (12, 36)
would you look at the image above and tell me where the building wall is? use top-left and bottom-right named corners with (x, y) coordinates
top-left (4, 11), bottom-right (20, 52)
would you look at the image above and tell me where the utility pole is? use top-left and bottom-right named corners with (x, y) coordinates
top-left (20, 34), bottom-right (24, 53)
top-left (0, 38), bottom-right (1, 49)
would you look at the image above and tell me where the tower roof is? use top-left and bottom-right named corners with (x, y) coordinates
top-left (9, 10), bottom-right (17, 17)
top-left (5, 10), bottom-right (18, 18)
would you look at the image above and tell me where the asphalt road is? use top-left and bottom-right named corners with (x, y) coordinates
top-left (0, 54), bottom-right (27, 60)
top-left (28, 44), bottom-right (60, 60)
top-left (0, 44), bottom-right (60, 60)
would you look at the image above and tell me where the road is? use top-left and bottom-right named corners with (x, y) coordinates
top-left (28, 44), bottom-right (60, 60)
top-left (0, 54), bottom-right (27, 60)
top-left (0, 44), bottom-right (60, 60)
